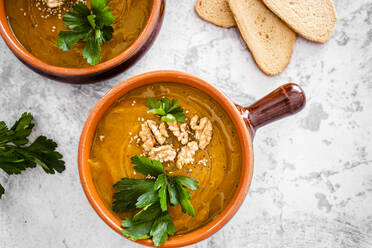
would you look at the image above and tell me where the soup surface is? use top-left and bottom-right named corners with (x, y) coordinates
top-left (89, 83), bottom-right (242, 234)
top-left (5, 0), bottom-right (152, 68)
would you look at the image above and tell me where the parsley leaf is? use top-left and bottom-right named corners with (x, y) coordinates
top-left (150, 213), bottom-right (170, 246)
top-left (0, 113), bottom-right (34, 146)
top-left (167, 182), bottom-right (179, 206)
top-left (112, 178), bottom-right (155, 212)
top-left (101, 26), bottom-right (114, 41)
top-left (146, 98), bottom-right (186, 123)
top-left (131, 155), bottom-right (164, 178)
top-left (154, 174), bottom-right (167, 212)
top-left (136, 188), bottom-right (159, 209)
top-left (176, 181), bottom-right (195, 217)
top-left (91, 0), bottom-right (114, 27)
top-left (82, 33), bottom-right (101, 66)
top-left (122, 217), bottom-right (152, 241)
top-left (112, 156), bottom-right (167, 212)
top-left (15, 136), bottom-right (66, 174)
top-left (63, 3), bottom-right (91, 30)
top-left (121, 202), bottom-right (162, 241)
top-left (57, 0), bottom-right (114, 65)
top-left (165, 213), bottom-right (176, 236)
top-left (175, 176), bottom-right (199, 190)
top-left (133, 202), bottom-right (162, 223)
top-left (0, 113), bottom-right (65, 199)
top-left (122, 205), bottom-right (175, 246)
top-left (57, 30), bottom-right (88, 51)
top-left (112, 156), bottom-right (198, 246)
top-left (174, 176), bottom-right (199, 217)
top-left (0, 149), bottom-right (35, 175)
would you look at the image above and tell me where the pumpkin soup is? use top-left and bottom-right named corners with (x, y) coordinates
top-left (89, 83), bottom-right (242, 235)
top-left (5, 0), bottom-right (152, 67)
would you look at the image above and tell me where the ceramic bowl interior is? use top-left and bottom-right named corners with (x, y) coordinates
top-left (78, 71), bottom-right (254, 247)
top-left (0, 0), bottom-right (162, 76)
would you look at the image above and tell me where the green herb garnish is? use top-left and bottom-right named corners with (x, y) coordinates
top-left (57, 0), bottom-right (114, 65)
top-left (0, 113), bottom-right (65, 199)
top-left (146, 97), bottom-right (186, 123)
top-left (112, 155), bottom-right (198, 246)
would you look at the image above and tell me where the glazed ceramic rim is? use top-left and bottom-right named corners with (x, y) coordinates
top-left (0, 0), bottom-right (162, 76)
top-left (78, 70), bottom-right (254, 247)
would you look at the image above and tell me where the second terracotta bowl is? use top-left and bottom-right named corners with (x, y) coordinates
top-left (78, 70), bottom-right (306, 247)
top-left (0, 0), bottom-right (165, 84)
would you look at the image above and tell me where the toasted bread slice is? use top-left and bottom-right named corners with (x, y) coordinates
top-left (195, 0), bottom-right (236, 28)
top-left (262, 0), bottom-right (337, 43)
top-left (228, 0), bottom-right (297, 76)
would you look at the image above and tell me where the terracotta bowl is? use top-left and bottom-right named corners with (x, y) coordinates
top-left (78, 70), bottom-right (306, 247)
top-left (0, 0), bottom-right (165, 84)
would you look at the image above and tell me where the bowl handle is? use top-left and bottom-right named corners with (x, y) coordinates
top-left (235, 83), bottom-right (306, 137)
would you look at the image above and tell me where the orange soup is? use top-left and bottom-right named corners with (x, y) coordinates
top-left (89, 83), bottom-right (242, 234)
top-left (5, 0), bottom-right (152, 68)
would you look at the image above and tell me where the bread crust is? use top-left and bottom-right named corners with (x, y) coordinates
top-left (195, 0), bottom-right (236, 28)
top-left (262, 0), bottom-right (337, 43)
top-left (228, 0), bottom-right (297, 76)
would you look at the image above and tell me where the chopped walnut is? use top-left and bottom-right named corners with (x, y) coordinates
top-left (148, 145), bottom-right (177, 163)
top-left (139, 123), bottom-right (155, 152)
top-left (176, 141), bottom-right (199, 169)
top-left (190, 115), bottom-right (213, 149)
top-left (168, 121), bottom-right (189, 145)
top-left (147, 120), bottom-right (168, 145)
top-left (46, 0), bottom-right (63, 8)
top-left (145, 175), bottom-right (156, 180)
top-left (197, 158), bottom-right (208, 166)
top-left (159, 122), bottom-right (169, 139)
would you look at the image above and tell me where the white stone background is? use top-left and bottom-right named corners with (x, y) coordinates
top-left (1, 0), bottom-right (372, 247)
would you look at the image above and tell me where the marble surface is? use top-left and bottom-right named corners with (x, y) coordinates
top-left (1, 0), bottom-right (372, 247)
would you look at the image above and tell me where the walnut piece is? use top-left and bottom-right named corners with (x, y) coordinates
top-left (147, 120), bottom-right (168, 145)
top-left (176, 141), bottom-right (199, 169)
top-left (168, 121), bottom-right (189, 145)
top-left (190, 115), bottom-right (213, 149)
top-left (46, 0), bottom-right (63, 8)
top-left (138, 115), bottom-right (212, 170)
top-left (139, 123), bottom-right (155, 152)
top-left (140, 121), bottom-right (169, 151)
top-left (148, 145), bottom-right (177, 163)
top-left (159, 122), bottom-right (169, 138)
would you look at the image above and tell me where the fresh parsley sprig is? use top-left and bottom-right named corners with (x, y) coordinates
top-left (0, 113), bottom-right (65, 199)
top-left (112, 155), bottom-right (198, 246)
top-left (146, 97), bottom-right (186, 123)
top-left (57, 0), bottom-right (114, 65)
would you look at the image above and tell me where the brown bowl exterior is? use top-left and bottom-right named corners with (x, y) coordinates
top-left (0, 0), bottom-right (165, 84)
top-left (78, 71), bottom-right (254, 247)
